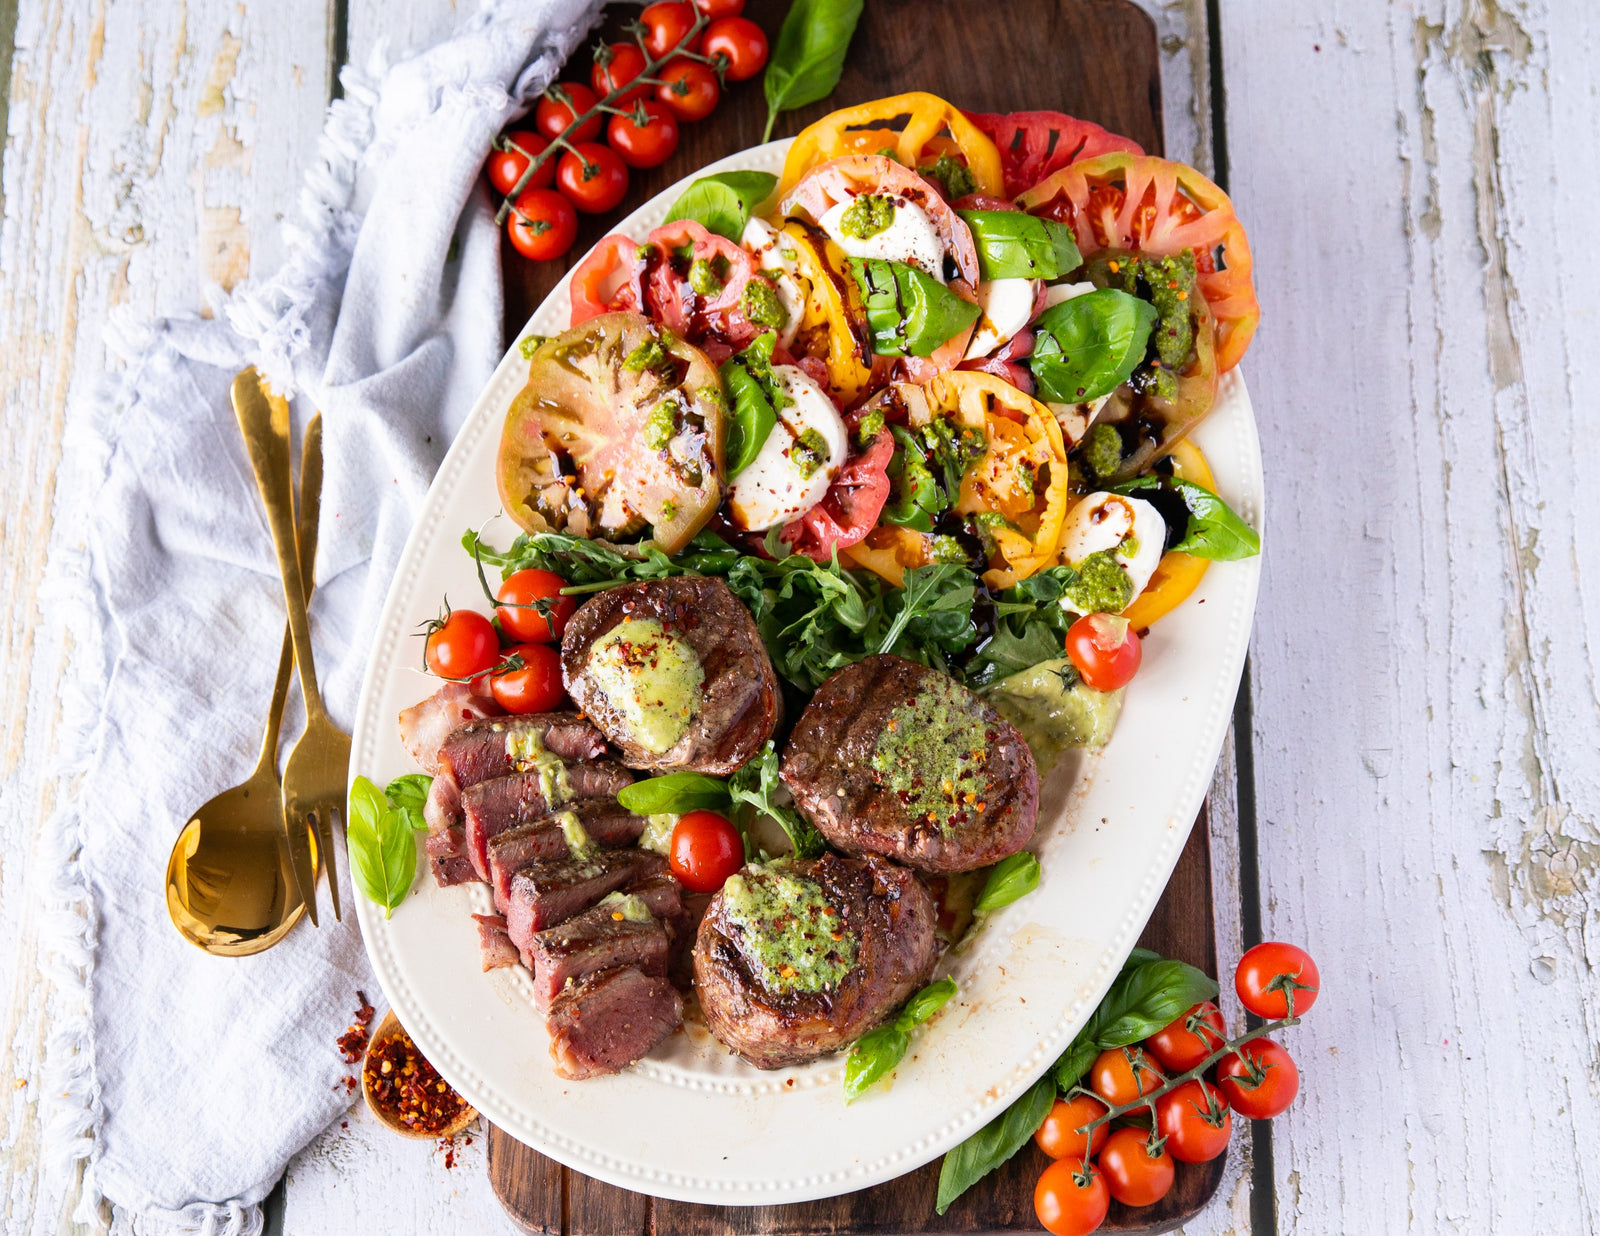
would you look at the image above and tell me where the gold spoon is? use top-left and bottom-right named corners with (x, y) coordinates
top-left (362, 1009), bottom-right (478, 1139)
top-left (164, 413), bottom-right (324, 955)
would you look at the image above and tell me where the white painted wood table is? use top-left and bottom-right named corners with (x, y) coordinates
top-left (2, 1), bottom-right (1595, 1233)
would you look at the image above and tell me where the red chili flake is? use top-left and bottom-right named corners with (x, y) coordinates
top-left (364, 1027), bottom-right (471, 1137)
top-left (336, 993), bottom-right (377, 1062)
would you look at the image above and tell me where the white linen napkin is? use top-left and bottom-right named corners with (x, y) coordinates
top-left (40, 3), bottom-right (605, 1232)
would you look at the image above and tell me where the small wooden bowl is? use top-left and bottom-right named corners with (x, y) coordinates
top-left (362, 1009), bottom-right (477, 1139)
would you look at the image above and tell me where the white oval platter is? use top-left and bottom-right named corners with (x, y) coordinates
top-left (350, 138), bottom-right (1263, 1205)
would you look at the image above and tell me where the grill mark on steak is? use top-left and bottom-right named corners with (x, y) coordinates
top-left (547, 966), bottom-right (684, 1080)
top-left (561, 576), bottom-right (781, 774)
top-left (780, 655), bottom-right (1039, 874)
top-left (692, 852), bottom-right (938, 1069)
top-left (486, 798), bottom-right (649, 912)
top-left (461, 762), bottom-right (635, 881)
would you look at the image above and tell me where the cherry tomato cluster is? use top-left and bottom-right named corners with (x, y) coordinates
top-left (488, 0), bottom-right (770, 263)
top-left (420, 570), bottom-right (578, 714)
top-left (1032, 943), bottom-right (1320, 1235)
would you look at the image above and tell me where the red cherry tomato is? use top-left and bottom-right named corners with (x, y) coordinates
top-left (591, 42), bottom-right (650, 106)
top-left (1034, 1160), bottom-right (1108, 1236)
top-left (535, 82), bottom-right (602, 142)
top-left (1217, 1038), bottom-right (1300, 1119)
top-left (487, 130), bottom-right (552, 196)
top-left (607, 100), bottom-right (681, 169)
top-left (507, 188), bottom-right (577, 262)
top-left (1145, 1000), bottom-right (1227, 1073)
top-left (1096, 1127), bottom-right (1174, 1208)
top-left (495, 569), bottom-right (576, 643)
top-left (557, 142), bottom-right (630, 214)
top-left (1034, 1094), bottom-right (1109, 1161)
top-left (693, 0), bottom-right (743, 16)
top-left (703, 16), bottom-right (768, 81)
top-left (640, 1), bottom-right (701, 58)
top-left (1236, 942), bottom-right (1320, 1019)
top-left (1065, 612), bottom-right (1142, 691)
top-left (668, 810), bottom-right (744, 893)
top-left (489, 643), bottom-right (566, 714)
top-left (655, 59), bottom-right (720, 122)
top-left (1088, 1045), bottom-right (1164, 1108)
top-left (1155, 1079), bottom-right (1233, 1163)
top-left (423, 608), bottom-right (499, 680)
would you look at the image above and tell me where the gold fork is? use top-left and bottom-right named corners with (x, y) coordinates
top-left (232, 368), bottom-right (351, 922)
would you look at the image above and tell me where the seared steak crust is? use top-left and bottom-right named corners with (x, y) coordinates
top-left (781, 655), bottom-right (1039, 873)
top-left (692, 853), bottom-right (937, 1069)
top-left (560, 576), bottom-right (780, 773)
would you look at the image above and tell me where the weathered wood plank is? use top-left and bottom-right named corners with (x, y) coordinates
top-left (1221, 0), bottom-right (1600, 1230)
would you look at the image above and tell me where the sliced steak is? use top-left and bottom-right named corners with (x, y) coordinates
top-left (781, 654), bottom-right (1039, 873)
top-left (486, 799), bottom-right (650, 910)
top-left (397, 683), bottom-right (502, 775)
top-left (526, 896), bottom-right (670, 1006)
top-left (504, 849), bottom-right (667, 954)
top-left (472, 914), bottom-right (521, 972)
top-left (439, 713), bottom-right (610, 786)
top-left (461, 762), bottom-right (635, 880)
top-left (622, 872), bottom-right (692, 959)
top-left (693, 852), bottom-right (937, 1069)
top-left (561, 576), bottom-right (781, 774)
top-left (547, 966), bottom-right (683, 1080)
top-left (430, 853), bottom-right (478, 887)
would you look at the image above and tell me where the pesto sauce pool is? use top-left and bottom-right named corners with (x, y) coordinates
top-left (719, 865), bottom-right (859, 996)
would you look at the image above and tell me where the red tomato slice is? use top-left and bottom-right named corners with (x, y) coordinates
top-left (778, 426), bottom-right (894, 561)
top-left (964, 109), bottom-right (1144, 198)
top-left (568, 234), bottom-right (643, 326)
top-left (638, 219), bottom-right (773, 351)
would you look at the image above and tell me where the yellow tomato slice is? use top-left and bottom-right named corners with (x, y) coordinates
top-left (840, 524), bottom-right (931, 588)
top-left (779, 93), bottom-right (1004, 198)
top-left (1120, 438), bottom-right (1214, 630)
top-left (777, 220), bottom-right (875, 406)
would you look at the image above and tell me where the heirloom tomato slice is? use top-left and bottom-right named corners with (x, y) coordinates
top-left (1121, 437), bottom-right (1214, 630)
top-left (778, 425), bottom-right (894, 561)
top-left (637, 218), bottom-right (774, 354)
top-left (964, 109), bottom-right (1144, 198)
top-left (777, 220), bottom-right (875, 406)
top-left (569, 234), bottom-right (643, 326)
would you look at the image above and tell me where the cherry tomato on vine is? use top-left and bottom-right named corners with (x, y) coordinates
top-left (557, 142), bottom-right (630, 213)
top-left (607, 100), bottom-right (681, 168)
top-left (1096, 1127), bottom-right (1174, 1208)
top-left (535, 82), bottom-right (602, 142)
top-left (495, 569), bottom-right (576, 642)
top-left (1155, 1079), bottom-right (1233, 1162)
top-left (490, 643), bottom-right (566, 714)
top-left (1088, 1045), bottom-right (1164, 1108)
top-left (423, 608), bottom-right (499, 681)
top-left (1236, 942), bottom-right (1321, 1019)
top-left (1145, 1001), bottom-right (1227, 1073)
top-left (487, 130), bottom-right (552, 195)
top-left (669, 810), bottom-right (744, 893)
top-left (640, 1), bottom-right (701, 58)
top-left (703, 16), bottom-right (768, 81)
top-left (1034, 1094), bottom-right (1109, 1161)
top-left (1034, 1160), bottom-right (1108, 1236)
top-left (592, 42), bottom-right (651, 106)
top-left (1217, 1038), bottom-right (1299, 1119)
top-left (507, 188), bottom-right (577, 262)
top-left (655, 59), bottom-right (720, 121)
top-left (1066, 613), bottom-right (1142, 691)
top-left (693, 0), bottom-right (743, 17)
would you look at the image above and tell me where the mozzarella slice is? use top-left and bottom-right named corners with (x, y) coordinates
top-left (1042, 280), bottom-right (1098, 310)
top-left (1056, 492), bottom-right (1168, 609)
top-left (726, 365), bottom-right (849, 531)
top-left (740, 217), bottom-right (805, 349)
top-left (965, 277), bottom-right (1039, 359)
top-left (818, 196), bottom-right (947, 282)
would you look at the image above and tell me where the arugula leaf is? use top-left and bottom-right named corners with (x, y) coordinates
top-left (935, 1073), bottom-right (1057, 1213)
top-left (663, 171), bottom-right (779, 242)
top-left (1114, 475), bottom-right (1261, 561)
top-left (878, 564), bottom-right (976, 660)
top-left (958, 211), bottom-right (1081, 281)
top-left (385, 774), bottom-right (433, 833)
top-left (967, 621), bottom-right (1066, 688)
top-left (762, 0), bottom-right (864, 142)
top-left (1030, 289), bottom-right (1157, 405)
top-left (348, 775), bottom-right (419, 918)
top-left (617, 772), bottom-right (732, 816)
top-left (727, 740), bottom-right (825, 858)
top-left (974, 852), bottom-right (1041, 914)
top-left (850, 258), bottom-right (982, 358)
top-left (844, 977), bottom-right (958, 1101)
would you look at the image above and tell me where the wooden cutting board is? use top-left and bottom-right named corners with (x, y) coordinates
top-left (490, 1), bottom-right (1224, 1232)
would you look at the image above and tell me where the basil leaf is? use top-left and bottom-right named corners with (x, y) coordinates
top-left (617, 772), bottom-right (732, 816)
top-left (762, 0), bottom-right (864, 142)
top-left (935, 1073), bottom-right (1057, 1214)
top-left (1053, 1031), bottom-right (1101, 1093)
top-left (1030, 289), bottom-right (1157, 404)
top-left (720, 332), bottom-right (783, 479)
top-left (843, 1023), bottom-right (909, 1102)
top-left (881, 426), bottom-right (941, 531)
top-left (850, 259), bottom-right (982, 359)
top-left (974, 852), bottom-right (1041, 913)
top-left (664, 171), bottom-right (779, 242)
top-left (897, 975), bottom-right (958, 1027)
top-left (1092, 958), bottom-right (1219, 1046)
top-left (347, 775), bottom-right (418, 919)
top-left (385, 773), bottom-right (433, 833)
top-left (1123, 946), bottom-right (1163, 972)
top-left (958, 211), bottom-right (1081, 281)
top-left (728, 740), bottom-right (826, 858)
top-left (1114, 475), bottom-right (1261, 561)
